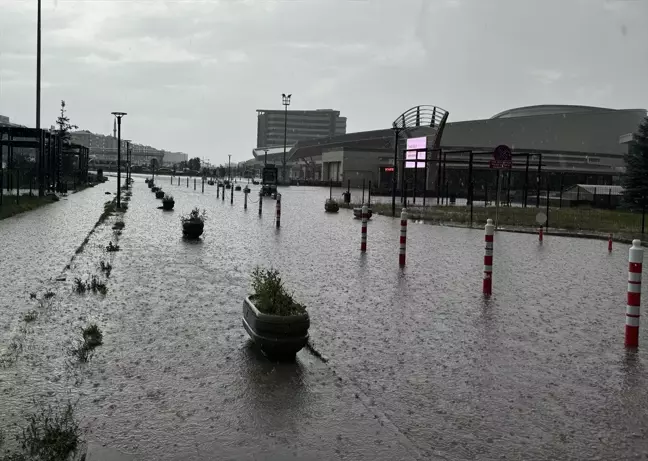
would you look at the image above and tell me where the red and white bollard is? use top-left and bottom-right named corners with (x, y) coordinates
top-left (626, 239), bottom-right (643, 348)
top-left (483, 218), bottom-right (494, 296)
top-left (538, 225), bottom-right (543, 243)
top-left (399, 208), bottom-right (408, 266)
top-left (275, 194), bottom-right (281, 228)
top-left (608, 234), bottom-right (613, 252)
top-left (360, 204), bottom-right (368, 252)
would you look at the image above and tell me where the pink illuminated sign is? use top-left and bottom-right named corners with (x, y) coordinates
top-left (405, 137), bottom-right (427, 168)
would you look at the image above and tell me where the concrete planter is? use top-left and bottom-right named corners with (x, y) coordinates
top-left (242, 296), bottom-right (309, 358)
top-left (353, 207), bottom-right (373, 219)
top-left (155, 190), bottom-right (165, 199)
top-left (148, 182), bottom-right (154, 189)
top-left (162, 200), bottom-right (175, 210)
top-left (182, 221), bottom-right (204, 238)
top-left (325, 199), bottom-right (339, 213)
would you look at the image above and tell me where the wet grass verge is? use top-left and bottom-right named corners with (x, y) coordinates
top-left (343, 202), bottom-right (646, 237)
top-left (0, 195), bottom-right (59, 221)
top-left (0, 402), bottom-right (85, 460)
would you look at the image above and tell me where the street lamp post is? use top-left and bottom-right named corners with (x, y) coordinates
top-left (36, 0), bottom-right (41, 130)
top-left (111, 112), bottom-right (127, 208)
top-left (124, 140), bottom-right (131, 186)
top-left (228, 154), bottom-right (232, 183)
top-left (281, 93), bottom-right (292, 184)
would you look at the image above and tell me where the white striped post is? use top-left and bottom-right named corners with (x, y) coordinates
top-left (483, 218), bottom-right (494, 296)
top-left (399, 208), bottom-right (407, 266)
top-left (360, 204), bottom-right (368, 252)
top-left (275, 193), bottom-right (281, 228)
top-left (626, 239), bottom-right (643, 348)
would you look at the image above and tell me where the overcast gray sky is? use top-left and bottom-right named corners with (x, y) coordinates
top-left (1, 0), bottom-right (647, 164)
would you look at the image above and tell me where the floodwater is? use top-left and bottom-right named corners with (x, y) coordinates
top-left (1, 175), bottom-right (647, 461)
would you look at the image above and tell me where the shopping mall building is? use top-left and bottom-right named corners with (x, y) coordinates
top-left (248, 104), bottom-right (646, 192)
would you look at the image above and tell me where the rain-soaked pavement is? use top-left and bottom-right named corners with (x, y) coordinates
top-left (1, 175), bottom-right (648, 460)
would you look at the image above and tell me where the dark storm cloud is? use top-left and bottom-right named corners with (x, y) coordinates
top-left (1, 0), bottom-right (647, 162)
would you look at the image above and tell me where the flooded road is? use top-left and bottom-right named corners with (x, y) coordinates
top-left (1, 175), bottom-right (647, 460)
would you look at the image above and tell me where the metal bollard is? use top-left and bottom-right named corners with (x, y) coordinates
top-left (244, 189), bottom-right (248, 210)
top-left (222, 185), bottom-right (225, 201)
top-left (608, 234), bottom-right (613, 253)
top-left (230, 185), bottom-right (234, 205)
top-left (483, 218), bottom-right (494, 295)
top-left (626, 240), bottom-right (643, 348)
top-left (258, 191), bottom-right (263, 216)
top-left (360, 204), bottom-right (368, 252)
top-left (539, 225), bottom-right (543, 243)
top-left (275, 193), bottom-right (281, 228)
top-left (399, 208), bottom-right (408, 266)
top-left (187, 177), bottom-right (189, 187)
top-left (194, 178), bottom-right (196, 190)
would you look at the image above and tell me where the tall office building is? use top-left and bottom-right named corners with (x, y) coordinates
top-left (256, 108), bottom-right (347, 148)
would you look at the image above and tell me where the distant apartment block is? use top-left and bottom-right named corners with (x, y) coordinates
top-left (162, 151), bottom-right (189, 166)
top-left (71, 130), bottom-right (188, 166)
top-left (256, 108), bottom-right (346, 148)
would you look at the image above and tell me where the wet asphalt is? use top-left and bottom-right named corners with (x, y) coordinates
top-left (1, 175), bottom-right (647, 460)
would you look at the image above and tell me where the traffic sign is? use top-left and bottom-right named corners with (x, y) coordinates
top-left (489, 144), bottom-right (512, 169)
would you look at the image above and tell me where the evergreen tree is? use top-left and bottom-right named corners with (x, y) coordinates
top-left (55, 100), bottom-right (78, 146)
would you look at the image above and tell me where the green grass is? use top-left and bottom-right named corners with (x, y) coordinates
top-left (0, 195), bottom-right (58, 221)
top-left (347, 202), bottom-right (646, 236)
top-left (0, 402), bottom-right (84, 460)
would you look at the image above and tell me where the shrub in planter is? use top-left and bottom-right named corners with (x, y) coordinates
top-left (151, 186), bottom-right (160, 193)
top-left (353, 207), bottom-right (373, 219)
top-left (181, 207), bottom-right (205, 238)
top-left (162, 194), bottom-right (175, 210)
top-left (148, 181), bottom-right (154, 189)
top-left (242, 267), bottom-right (309, 359)
top-left (324, 198), bottom-right (339, 213)
top-left (155, 189), bottom-right (165, 199)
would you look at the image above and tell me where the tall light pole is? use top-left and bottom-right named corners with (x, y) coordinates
top-left (111, 112), bottom-right (127, 208)
top-left (281, 93), bottom-right (291, 184)
top-left (228, 154), bottom-right (232, 182)
top-left (36, 0), bottom-right (41, 129)
top-left (124, 140), bottom-right (131, 186)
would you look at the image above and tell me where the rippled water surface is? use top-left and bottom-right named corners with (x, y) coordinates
top-left (1, 175), bottom-right (647, 461)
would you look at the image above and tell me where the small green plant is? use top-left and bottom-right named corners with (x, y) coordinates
top-left (250, 267), bottom-right (306, 316)
top-left (106, 242), bottom-right (120, 252)
top-left (181, 207), bottom-right (206, 224)
top-left (82, 324), bottom-right (103, 349)
top-left (112, 220), bottom-right (125, 230)
top-left (163, 194), bottom-right (174, 202)
top-left (99, 261), bottom-right (112, 277)
top-left (23, 310), bottom-right (38, 323)
top-left (67, 340), bottom-right (93, 363)
top-left (73, 278), bottom-right (86, 294)
top-left (89, 276), bottom-right (107, 295)
top-left (0, 402), bottom-right (84, 460)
